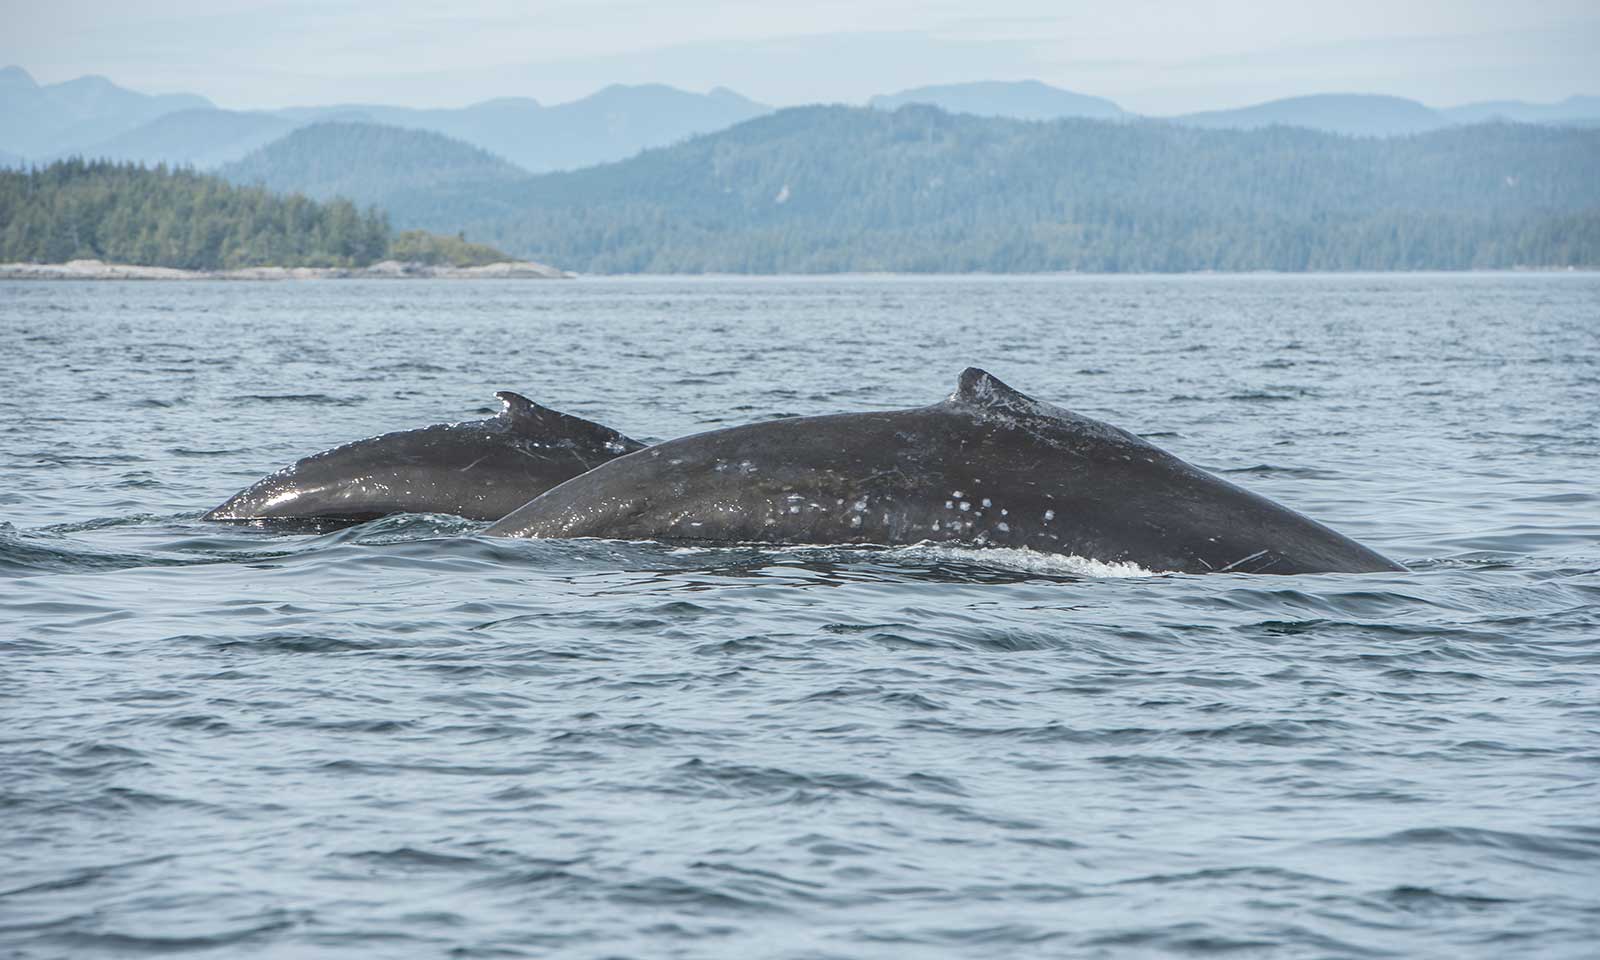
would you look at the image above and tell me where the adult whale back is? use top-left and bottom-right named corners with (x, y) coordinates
top-left (205, 391), bottom-right (645, 523)
top-left (486, 369), bottom-right (1402, 575)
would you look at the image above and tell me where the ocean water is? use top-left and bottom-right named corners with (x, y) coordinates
top-left (2, 274), bottom-right (1597, 959)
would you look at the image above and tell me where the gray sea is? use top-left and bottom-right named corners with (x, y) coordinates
top-left (2, 274), bottom-right (1597, 959)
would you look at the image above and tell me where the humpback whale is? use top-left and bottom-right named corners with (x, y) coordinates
top-left (205, 391), bottom-right (644, 523)
top-left (485, 369), bottom-right (1401, 575)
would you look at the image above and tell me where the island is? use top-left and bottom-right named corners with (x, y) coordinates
top-left (0, 160), bottom-right (568, 279)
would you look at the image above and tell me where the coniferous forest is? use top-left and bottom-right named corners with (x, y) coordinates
top-left (2, 107), bottom-right (1597, 274)
top-left (0, 159), bottom-right (508, 269)
top-left (446, 107), bottom-right (1600, 273)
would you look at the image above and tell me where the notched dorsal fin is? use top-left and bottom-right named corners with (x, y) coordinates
top-left (495, 390), bottom-right (645, 451)
top-left (950, 367), bottom-right (1040, 411)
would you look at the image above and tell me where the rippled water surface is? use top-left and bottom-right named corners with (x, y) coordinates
top-left (3, 275), bottom-right (1598, 959)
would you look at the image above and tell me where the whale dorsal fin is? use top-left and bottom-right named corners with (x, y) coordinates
top-left (948, 367), bottom-right (1151, 449)
top-left (495, 391), bottom-right (645, 451)
top-left (950, 367), bottom-right (1041, 413)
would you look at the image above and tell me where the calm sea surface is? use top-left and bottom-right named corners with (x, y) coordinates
top-left (2, 275), bottom-right (1597, 959)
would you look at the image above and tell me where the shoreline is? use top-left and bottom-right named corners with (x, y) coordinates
top-left (0, 259), bottom-right (572, 281)
top-left (1, 260), bottom-right (1590, 282)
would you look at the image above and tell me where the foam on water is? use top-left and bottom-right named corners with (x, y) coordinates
top-left (890, 542), bottom-right (1164, 578)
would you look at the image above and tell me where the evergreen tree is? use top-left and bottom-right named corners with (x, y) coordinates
top-left (0, 159), bottom-right (513, 269)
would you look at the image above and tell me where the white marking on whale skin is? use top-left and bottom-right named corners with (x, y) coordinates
top-left (1001, 508), bottom-right (1009, 516)
top-left (1044, 509), bottom-right (1056, 521)
top-left (850, 515), bottom-right (862, 527)
top-left (959, 502), bottom-right (971, 512)
top-left (952, 489), bottom-right (965, 498)
top-left (1218, 549), bottom-right (1270, 573)
top-left (982, 498), bottom-right (992, 508)
top-left (945, 501), bottom-right (954, 509)
top-left (789, 505), bottom-right (800, 513)
top-left (997, 522), bottom-right (1010, 532)
top-left (853, 499), bottom-right (867, 512)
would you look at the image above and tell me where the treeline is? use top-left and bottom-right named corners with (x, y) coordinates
top-left (419, 106), bottom-right (1600, 273)
top-left (7, 111), bottom-right (1597, 275)
top-left (388, 229), bottom-right (507, 267)
top-left (0, 159), bottom-right (510, 269)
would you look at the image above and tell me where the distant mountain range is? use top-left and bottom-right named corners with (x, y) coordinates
top-left (1174, 92), bottom-right (1600, 137)
top-left (8, 106), bottom-right (1596, 273)
top-left (267, 84), bottom-right (769, 173)
top-left (5, 67), bottom-right (1596, 275)
top-left (4, 66), bottom-right (1597, 175)
top-left (0, 66), bottom-right (211, 159)
top-left (218, 123), bottom-right (530, 225)
top-left (869, 80), bottom-right (1124, 120)
top-left (72, 108), bottom-right (296, 169)
top-left (218, 105), bottom-right (1597, 274)
top-left (0, 67), bottom-right (767, 174)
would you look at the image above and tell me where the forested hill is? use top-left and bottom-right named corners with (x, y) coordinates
top-left (0, 160), bottom-right (510, 269)
top-left (424, 106), bottom-right (1600, 273)
top-left (221, 122), bottom-right (527, 202)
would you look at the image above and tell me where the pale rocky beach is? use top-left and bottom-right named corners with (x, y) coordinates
top-left (0, 258), bottom-right (572, 280)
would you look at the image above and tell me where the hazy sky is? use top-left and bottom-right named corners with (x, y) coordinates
top-left (4, 0), bottom-right (1597, 113)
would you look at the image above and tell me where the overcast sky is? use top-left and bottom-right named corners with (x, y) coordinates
top-left (4, 0), bottom-right (1597, 113)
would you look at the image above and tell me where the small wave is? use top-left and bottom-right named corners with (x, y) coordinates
top-left (167, 446), bottom-right (247, 457)
top-left (231, 393), bottom-right (362, 405)
top-left (341, 847), bottom-right (489, 871)
top-left (1224, 391), bottom-right (1298, 402)
top-left (608, 874), bottom-right (779, 913)
top-left (43, 917), bottom-right (295, 953)
top-left (1380, 884), bottom-right (1518, 913)
top-left (1218, 463), bottom-right (1340, 479)
top-left (667, 758), bottom-right (895, 800)
top-left (0, 529), bottom-right (180, 577)
top-left (1326, 826), bottom-right (1600, 861)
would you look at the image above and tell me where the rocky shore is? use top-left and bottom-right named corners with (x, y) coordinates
top-left (0, 259), bottom-right (572, 280)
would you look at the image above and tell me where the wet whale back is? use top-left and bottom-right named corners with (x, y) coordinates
top-left (486, 369), bottom-right (1401, 575)
top-left (204, 391), bottom-right (645, 522)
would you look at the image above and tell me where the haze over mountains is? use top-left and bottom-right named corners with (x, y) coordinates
top-left (3, 66), bottom-right (1596, 274)
top-left (0, 66), bottom-right (211, 159)
top-left (0, 67), bottom-right (767, 174)
top-left (217, 123), bottom-right (531, 226)
top-left (200, 106), bottom-right (1598, 274)
top-left (868, 81), bottom-right (1124, 121)
top-left (4, 66), bottom-right (1597, 175)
